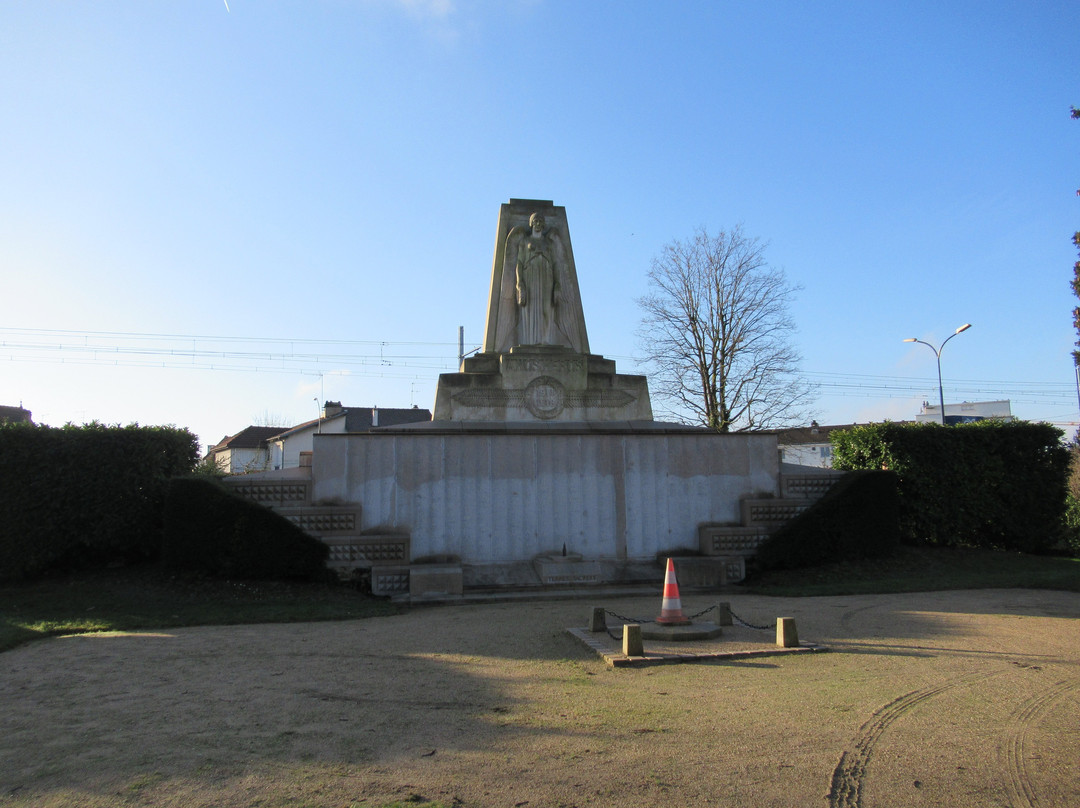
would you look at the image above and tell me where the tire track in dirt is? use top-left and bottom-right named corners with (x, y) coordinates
top-left (838, 604), bottom-right (878, 635)
top-left (826, 670), bottom-right (1005, 808)
top-left (1001, 675), bottom-right (1080, 808)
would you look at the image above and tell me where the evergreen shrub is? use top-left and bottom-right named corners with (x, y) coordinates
top-left (0, 422), bottom-right (199, 581)
top-left (755, 471), bottom-right (900, 570)
top-left (161, 477), bottom-right (329, 580)
top-left (831, 420), bottom-right (1068, 552)
top-left (1064, 494), bottom-right (1080, 557)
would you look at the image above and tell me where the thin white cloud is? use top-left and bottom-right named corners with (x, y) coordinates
top-left (357, 0), bottom-right (462, 46)
top-left (394, 0), bottom-right (455, 19)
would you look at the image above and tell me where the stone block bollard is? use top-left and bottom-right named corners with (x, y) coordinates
top-left (776, 617), bottom-right (799, 648)
top-left (589, 607), bottom-right (606, 633)
top-left (622, 624), bottom-right (643, 656)
top-left (716, 601), bottom-right (732, 627)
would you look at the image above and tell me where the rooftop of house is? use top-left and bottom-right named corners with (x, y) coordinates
top-left (768, 420), bottom-right (922, 445)
top-left (343, 406), bottom-right (432, 431)
top-left (766, 422), bottom-right (853, 446)
top-left (246, 405), bottom-right (434, 442)
top-left (0, 405), bottom-right (33, 424)
top-left (209, 425), bottom-right (290, 453)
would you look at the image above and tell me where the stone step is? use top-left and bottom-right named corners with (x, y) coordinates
top-left (275, 506), bottom-right (362, 536)
top-left (371, 566), bottom-right (411, 597)
top-left (224, 478), bottom-right (311, 507)
top-left (780, 472), bottom-right (844, 500)
top-left (322, 534), bottom-right (411, 571)
top-left (698, 524), bottom-right (769, 557)
top-left (740, 498), bottom-right (812, 529)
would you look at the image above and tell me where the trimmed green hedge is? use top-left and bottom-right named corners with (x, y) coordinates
top-left (0, 422), bottom-right (200, 580)
top-left (831, 420), bottom-right (1068, 553)
top-left (161, 477), bottom-right (329, 581)
top-left (756, 471), bottom-right (900, 570)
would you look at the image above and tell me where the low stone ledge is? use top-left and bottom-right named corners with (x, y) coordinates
top-left (371, 566), bottom-right (410, 597)
top-left (410, 564), bottom-right (464, 599)
top-left (276, 506), bottom-right (362, 536)
top-left (225, 478), bottom-right (311, 506)
top-left (698, 524), bottom-right (769, 556)
top-left (781, 472), bottom-right (844, 500)
top-left (740, 498), bottom-right (811, 529)
top-left (666, 556), bottom-right (746, 587)
top-left (323, 534), bottom-right (410, 569)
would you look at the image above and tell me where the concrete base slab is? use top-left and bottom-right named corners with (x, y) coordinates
top-left (533, 557), bottom-right (602, 585)
top-left (409, 564), bottom-right (464, 599)
top-left (568, 624), bottom-right (827, 668)
top-left (641, 621), bottom-right (723, 641)
top-left (462, 559), bottom-right (664, 591)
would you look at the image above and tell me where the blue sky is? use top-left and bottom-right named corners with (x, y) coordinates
top-left (2, 1), bottom-right (1078, 450)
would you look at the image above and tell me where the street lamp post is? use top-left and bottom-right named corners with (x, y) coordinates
top-left (903, 323), bottom-right (972, 425)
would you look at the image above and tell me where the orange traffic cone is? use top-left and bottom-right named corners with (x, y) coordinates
top-left (656, 558), bottom-right (691, 625)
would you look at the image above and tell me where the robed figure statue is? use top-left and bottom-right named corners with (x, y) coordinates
top-left (492, 212), bottom-right (588, 352)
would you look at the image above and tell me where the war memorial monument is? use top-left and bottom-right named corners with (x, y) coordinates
top-left (237, 200), bottom-right (796, 598)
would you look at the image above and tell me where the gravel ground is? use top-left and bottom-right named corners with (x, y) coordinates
top-left (1, 588), bottom-right (1078, 808)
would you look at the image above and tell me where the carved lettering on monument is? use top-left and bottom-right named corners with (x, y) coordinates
top-left (503, 356), bottom-right (585, 373)
top-left (451, 385), bottom-right (636, 417)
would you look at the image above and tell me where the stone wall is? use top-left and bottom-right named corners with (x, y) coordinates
top-left (311, 430), bottom-right (778, 565)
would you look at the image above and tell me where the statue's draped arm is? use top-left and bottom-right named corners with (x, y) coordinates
top-left (494, 225), bottom-right (526, 352)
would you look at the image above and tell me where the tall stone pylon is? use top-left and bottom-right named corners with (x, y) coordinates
top-left (432, 199), bottom-right (652, 423)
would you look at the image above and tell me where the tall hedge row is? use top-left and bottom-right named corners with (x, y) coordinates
top-left (0, 422), bottom-right (200, 580)
top-left (831, 420), bottom-right (1069, 552)
top-left (755, 470), bottom-right (900, 569)
top-left (162, 477), bottom-right (329, 580)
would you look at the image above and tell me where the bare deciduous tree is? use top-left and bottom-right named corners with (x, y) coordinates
top-left (251, 410), bottom-right (291, 428)
top-left (637, 225), bottom-right (816, 432)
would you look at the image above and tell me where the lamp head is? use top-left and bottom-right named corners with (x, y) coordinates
top-left (955, 323), bottom-right (972, 334)
top-left (902, 338), bottom-right (917, 343)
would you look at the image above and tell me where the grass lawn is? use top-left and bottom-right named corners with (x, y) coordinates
top-left (744, 544), bottom-right (1080, 596)
top-left (2, 546), bottom-right (1077, 654)
top-left (0, 566), bottom-right (400, 654)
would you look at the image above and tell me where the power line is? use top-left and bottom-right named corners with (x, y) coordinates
top-left (0, 327), bottom-right (467, 377)
top-left (3, 327), bottom-right (1074, 408)
top-left (0, 326), bottom-right (459, 348)
top-left (2, 354), bottom-right (442, 381)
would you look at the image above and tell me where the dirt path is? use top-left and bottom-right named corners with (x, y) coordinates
top-left (1, 589), bottom-right (1078, 808)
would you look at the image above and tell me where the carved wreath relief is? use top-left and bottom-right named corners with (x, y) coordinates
top-left (524, 376), bottom-right (566, 420)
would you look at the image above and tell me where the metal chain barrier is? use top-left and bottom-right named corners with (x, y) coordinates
top-left (604, 609), bottom-right (654, 625)
top-left (602, 603), bottom-right (772, 637)
top-left (686, 603), bottom-right (717, 620)
top-left (603, 603), bottom-right (718, 640)
top-left (730, 613), bottom-right (773, 630)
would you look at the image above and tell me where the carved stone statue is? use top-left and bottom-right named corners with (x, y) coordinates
top-left (514, 213), bottom-right (559, 344)
top-left (493, 210), bottom-right (587, 352)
